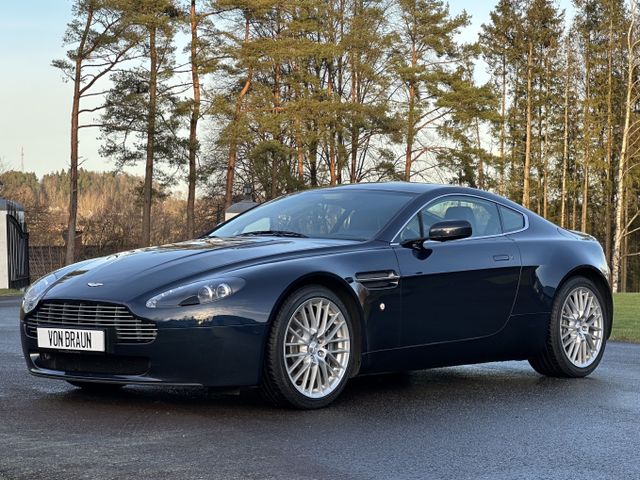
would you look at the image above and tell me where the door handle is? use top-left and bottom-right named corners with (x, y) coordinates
top-left (493, 254), bottom-right (511, 262)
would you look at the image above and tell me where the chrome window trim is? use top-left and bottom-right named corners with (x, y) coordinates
top-left (390, 192), bottom-right (529, 246)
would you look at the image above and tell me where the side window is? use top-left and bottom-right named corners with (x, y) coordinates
top-left (399, 214), bottom-right (422, 242)
top-left (398, 196), bottom-right (505, 241)
top-left (499, 206), bottom-right (525, 233)
top-left (422, 196), bottom-right (501, 238)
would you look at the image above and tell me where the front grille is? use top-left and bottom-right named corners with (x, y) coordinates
top-left (35, 352), bottom-right (149, 375)
top-left (25, 301), bottom-right (157, 344)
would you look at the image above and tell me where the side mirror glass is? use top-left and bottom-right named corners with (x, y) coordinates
top-left (428, 220), bottom-right (472, 242)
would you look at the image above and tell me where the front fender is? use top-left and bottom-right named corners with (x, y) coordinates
top-left (226, 246), bottom-right (402, 354)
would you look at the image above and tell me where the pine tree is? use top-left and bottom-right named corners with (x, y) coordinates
top-left (392, 0), bottom-right (470, 181)
top-left (99, 0), bottom-right (182, 247)
top-left (480, 0), bottom-right (521, 195)
top-left (612, 0), bottom-right (639, 292)
top-left (53, 0), bottom-right (138, 263)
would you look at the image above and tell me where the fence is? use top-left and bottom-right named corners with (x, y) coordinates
top-left (0, 199), bottom-right (30, 289)
top-left (29, 245), bottom-right (136, 281)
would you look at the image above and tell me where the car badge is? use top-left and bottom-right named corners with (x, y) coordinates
top-left (87, 282), bottom-right (104, 287)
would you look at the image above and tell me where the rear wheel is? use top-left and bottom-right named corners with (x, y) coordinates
top-left (260, 285), bottom-right (355, 409)
top-left (529, 276), bottom-right (608, 377)
top-left (67, 381), bottom-right (123, 392)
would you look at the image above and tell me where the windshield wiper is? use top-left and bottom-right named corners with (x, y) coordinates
top-left (238, 230), bottom-right (308, 238)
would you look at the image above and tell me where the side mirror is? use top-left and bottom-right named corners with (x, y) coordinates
top-left (428, 220), bottom-right (472, 242)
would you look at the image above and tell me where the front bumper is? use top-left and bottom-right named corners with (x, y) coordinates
top-left (21, 322), bottom-right (268, 387)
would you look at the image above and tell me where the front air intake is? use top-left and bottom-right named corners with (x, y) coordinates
top-left (25, 301), bottom-right (157, 344)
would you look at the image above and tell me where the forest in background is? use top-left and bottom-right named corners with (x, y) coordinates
top-left (3, 0), bottom-right (640, 291)
top-left (0, 169), bottom-right (219, 248)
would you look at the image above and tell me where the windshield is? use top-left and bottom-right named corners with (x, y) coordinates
top-left (210, 189), bottom-right (415, 241)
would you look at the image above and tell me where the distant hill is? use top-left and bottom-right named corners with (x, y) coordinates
top-left (0, 169), bottom-right (221, 248)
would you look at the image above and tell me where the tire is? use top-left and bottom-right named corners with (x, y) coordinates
top-left (260, 285), bottom-right (356, 409)
top-left (529, 276), bottom-right (609, 378)
top-left (67, 381), bottom-right (123, 392)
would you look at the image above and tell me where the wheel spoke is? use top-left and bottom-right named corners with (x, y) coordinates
top-left (292, 362), bottom-right (310, 382)
top-left (585, 333), bottom-right (595, 352)
top-left (567, 295), bottom-right (579, 315)
top-left (319, 302), bottom-right (330, 335)
top-left (324, 320), bottom-right (346, 343)
top-left (308, 364), bottom-right (318, 393)
top-left (287, 328), bottom-right (307, 344)
top-left (300, 363), bottom-right (311, 387)
top-left (292, 316), bottom-right (311, 335)
top-left (325, 350), bottom-right (345, 370)
top-left (319, 361), bottom-right (330, 389)
top-left (301, 307), bottom-right (311, 330)
top-left (287, 355), bottom-right (306, 374)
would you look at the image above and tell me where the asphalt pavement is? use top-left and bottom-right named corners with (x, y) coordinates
top-left (1, 296), bottom-right (639, 480)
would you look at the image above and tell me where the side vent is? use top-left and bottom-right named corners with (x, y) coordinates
top-left (355, 270), bottom-right (400, 290)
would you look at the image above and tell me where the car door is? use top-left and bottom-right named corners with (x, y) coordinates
top-left (392, 195), bottom-right (522, 346)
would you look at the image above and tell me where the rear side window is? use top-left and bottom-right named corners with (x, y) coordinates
top-left (422, 196), bottom-right (502, 238)
top-left (500, 206), bottom-right (525, 233)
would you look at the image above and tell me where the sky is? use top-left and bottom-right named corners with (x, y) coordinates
top-left (0, 0), bottom-right (574, 180)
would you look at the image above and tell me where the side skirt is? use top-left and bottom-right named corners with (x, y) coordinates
top-left (359, 313), bottom-right (549, 374)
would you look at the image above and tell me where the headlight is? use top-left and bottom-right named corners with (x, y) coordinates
top-left (22, 258), bottom-right (105, 314)
top-left (145, 277), bottom-right (245, 308)
top-left (22, 273), bottom-right (57, 314)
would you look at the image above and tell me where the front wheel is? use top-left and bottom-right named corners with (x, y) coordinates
top-left (529, 276), bottom-right (609, 378)
top-left (260, 286), bottom-right (356, 409)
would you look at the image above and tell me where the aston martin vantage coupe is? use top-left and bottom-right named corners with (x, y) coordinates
top-left (20, 182), bottom-right (612, 409)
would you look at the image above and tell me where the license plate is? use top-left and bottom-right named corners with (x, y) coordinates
top-left (37, 328), bottom-right (105, 352)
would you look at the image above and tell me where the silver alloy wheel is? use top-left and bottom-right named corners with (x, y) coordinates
top-left (283, 297), bottom-right (350, 399)
top-left (560, 286), bottom-right (604, 368)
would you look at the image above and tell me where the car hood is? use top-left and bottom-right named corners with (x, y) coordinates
top-left (42, 236), bottom-right (357, 303)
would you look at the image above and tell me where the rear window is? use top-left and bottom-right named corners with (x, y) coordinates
top-left (500, 206), bottom-right (525, 233)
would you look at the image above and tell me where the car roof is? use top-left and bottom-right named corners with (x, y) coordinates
top-left (324, 181), bottom-right (447, 194)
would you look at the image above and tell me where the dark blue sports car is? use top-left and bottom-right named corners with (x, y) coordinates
top-left (20, 182), bottom-right (612, 408)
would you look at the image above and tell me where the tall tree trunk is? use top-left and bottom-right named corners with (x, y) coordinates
top-left (224, 14), bottom-right (251, 208)
top-left (541, 58), bottom-right (549, 219)
top-left (612, 4), bottom-right (638, 292)
top-left (404, 28), bottom-right (418, 182)
top-left (186, 0), bottom-right (200, 239)
top-left (349, 36), bottom-right (358, 183)
top-left (141, 24), bottom-right (157, 247)
top-left (271, 59), bottom-right (281, 198)
top-left (581, 58), bottom-right (591, 233)
top-left (404, 81), bottom-right (416, 182)
top-left (604, 18), bottom-right (615, 263)
top-left (65, 6), bottom-right (93, 265)
top-left (309, 136), bottom-right (318, 186)
top-left (475, 118), bottom-right (484, 190)
top-left (327, 64), bottom-right (337, 185)
top-left (542, 111), bottom-right (549, 219)
top-left (522, 40), bottom-right (533, 208)
top-left (295, 118), bottom-right (304, 181)
top-left (498, 55), bottom-right (507, 196)
top-left (560, 51), bottom-right (570, 228)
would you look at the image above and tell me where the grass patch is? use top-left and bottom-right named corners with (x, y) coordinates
top-left (612, 293), bottom-right (640, 343)
top-left (0, 288), bottom-right (23, 297)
